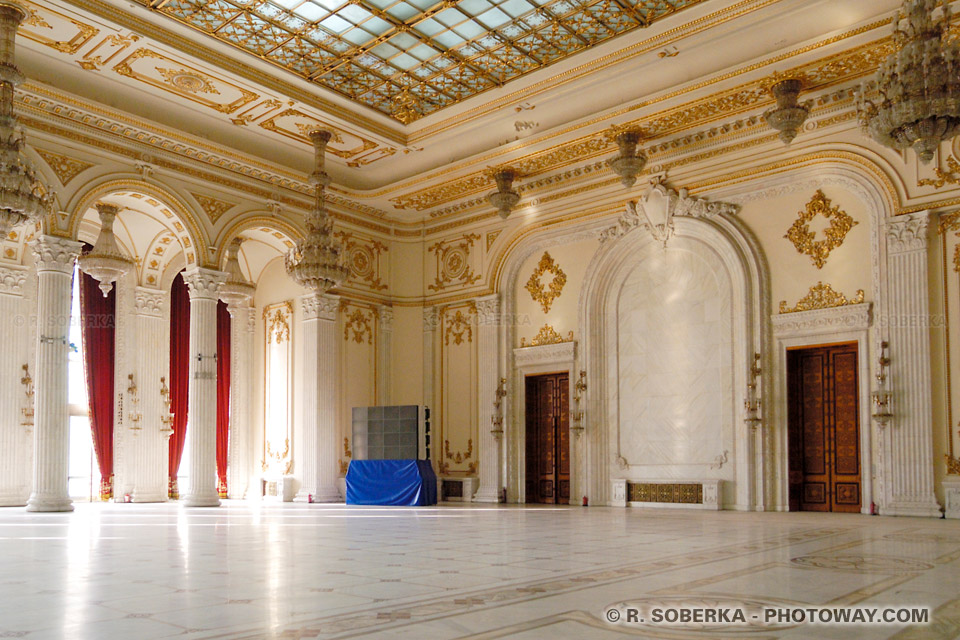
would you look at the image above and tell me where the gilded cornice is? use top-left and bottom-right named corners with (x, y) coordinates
top-left (58, 0), bottom-right (405, 145)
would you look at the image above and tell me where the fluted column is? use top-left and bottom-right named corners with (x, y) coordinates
top-left (474, 294), bottom-right (502, 503)
top-left (181, 268), bottom-right (226, 507)
top-left (0, 264), bottom-right (30, 506)
top-left (377, 305), bottom-right (393, 405)
top-left (882, 212), bottom-right (941, 517)
top-left (297, 293), bottom-right (340, 502)
top-left (27, 236), bottom-right (81, 512)
top-left (227, 302), bottom-right (255, 499)
top-left (130, 287), bottom-right (169, 502)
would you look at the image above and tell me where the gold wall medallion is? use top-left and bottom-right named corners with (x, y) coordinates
top-left (429, 234), bottom-right (481, 292)
top-left (335, 231), bottom-right (388, 291)
top-left (520, 324), bottom-right (573, 348)
top-left (779, 282), bottom-right (865, 314)
top-left (525, 252), bottom-right (567, 314)
top-left (784, 190), bottom-right (858, 269)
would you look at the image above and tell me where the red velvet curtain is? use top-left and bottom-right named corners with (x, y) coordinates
top-left (216, 300), bottom-right (231, 498)
top-left (168, 272), bottom-right (190, 498)
top-left (79, 252), bottom-right (116, 501)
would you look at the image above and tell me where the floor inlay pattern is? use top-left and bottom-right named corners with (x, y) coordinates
top-left (0, 503), bottom-right (958, 639)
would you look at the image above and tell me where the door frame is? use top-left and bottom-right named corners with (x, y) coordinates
top-left (513, 341), bottom-right (577, 505)
top-left (524, 372), bottom-right (572, 504)
top-left (772, 302), bottom-right (874, 514)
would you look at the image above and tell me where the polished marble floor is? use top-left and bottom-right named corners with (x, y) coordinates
top-left (0, 502), bottom-right (958, 639)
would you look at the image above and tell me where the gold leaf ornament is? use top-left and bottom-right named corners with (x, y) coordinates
top-left (525, 251), bottom-right (567, 313)
top-left (784, 190), bottom-right (858, 269)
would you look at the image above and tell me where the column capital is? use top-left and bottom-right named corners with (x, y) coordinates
top-left (423, 306), bottom-right (439, 332)
top-left (31, 235), bottom-right (81, 274)
top-left (475, 293), bottom-right (501, 326)
top-left (0, 264), bottom-right (27, 296)
top-left (378, 304), bottom-right (394, 332)
top-left (182, 268), bottom-right (227, 300)
top-left (134, 287), bottom-right (166, 318)
top-left (302, 293), bottom-right (339, 321)
top-left (886, 211), bottom-right (931, 254)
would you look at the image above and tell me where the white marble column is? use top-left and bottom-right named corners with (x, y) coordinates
top-left (27, 236), bottom-right (82, 512)
top-left (181, 268), bottom-right (226, 507)
top-left (296, 293), bottom-right (340, 502)
top-left (474, 294), bottom-right (502, 503)
top-left (882, 212), bottom-right (941, 517)
top-left (423, 307), bottom-right (438, 467)
top-left (0, 264), bottom-right (30, 506)
top-left (227, 302), bottom-right (255, 499)
top-left (129, 287), bottom-right (170, 502)
top-left (376, 305), bottom-right (393, 405)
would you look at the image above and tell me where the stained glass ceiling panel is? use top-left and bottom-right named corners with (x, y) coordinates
top-left (141, 0), bottom-right (706, 123)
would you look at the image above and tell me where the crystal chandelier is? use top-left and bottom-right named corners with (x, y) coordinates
top-left (857, 0), bottom-right (960, 164)
top-left (763, 76), bottom-right (811, 144)
top-left (218, 236), bottom-right (255, 305)
top-left (0, 2), bottom-right (46, 237)
top-left (487, 168), bottom-right (520, 219)
top-left (77, 202), bottom-right (134, 296)
top-left (606, 128), bottom-right (647, 188)
top-left (285, 129), bottom-right (349, 294)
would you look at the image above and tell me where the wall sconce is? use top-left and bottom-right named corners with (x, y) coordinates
top-left (126, 373), bottom-right (142, 432)
top-left (606, 127), bottom-right (647, 188)
top-left (160, 376), bottom-right (174, 437)
top-left (20, 363), bottom-right (34, 430)
top-left (763, 74), bottom-right (811, 145)
top-left (571, 370), bottom-right (587, 438)
top-left (491, 377), bottom-right (507, 441)
top-left (487, 168), bottom-right (521, 219)
top-left (744, 353), bottom-right (762, 430)
top-left (872, 341), bottom-right (893, 428)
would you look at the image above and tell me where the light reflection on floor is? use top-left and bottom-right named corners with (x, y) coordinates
top-left (0, 501), bottom-right (957, 639)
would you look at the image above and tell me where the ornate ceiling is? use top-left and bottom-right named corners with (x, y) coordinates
top-left (135, 0), bottom-right (704, 122)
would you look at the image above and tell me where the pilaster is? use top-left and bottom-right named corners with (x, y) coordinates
top-left (296, 293), bottom-right (340, 502)
top-left (0, 264), bottom-right (31, 506)
top-left (474, 294), bottom-right (502, 503)
top-left (227, 302), bottom-right (255, 499)
top-left (181, 268), bottom-right (226, 507)
top-left (882, 212), bottom-right (941, 517)
top-left (26, 236), bottom-right (82, 512)
top-left (377, 305), bottom-right (393, 405)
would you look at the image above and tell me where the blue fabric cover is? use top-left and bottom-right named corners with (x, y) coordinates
top-left (346, 459), bottom-right (437, 506)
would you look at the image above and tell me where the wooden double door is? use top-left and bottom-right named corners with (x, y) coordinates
top-left (787, 343), bottom-right (861, 513)
top-left (525, 373), bottom-right (570, 504)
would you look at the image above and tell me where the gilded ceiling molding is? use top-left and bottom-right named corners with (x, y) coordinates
top-left (918, 155), bottom-right (960, 189)
top-left (34, 148), bottom-right (94, 186)
top-left (784, 190), bottom-right (858, 269)
top-left (525, 252), bottom-right (567, 314)
top-left (18, 0), bottom-right (98, 54)
top-left (778, 282), bottom-right (865, 314)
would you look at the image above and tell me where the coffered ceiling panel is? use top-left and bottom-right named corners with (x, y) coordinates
top-left (135, 0), bottom-right (705, 122)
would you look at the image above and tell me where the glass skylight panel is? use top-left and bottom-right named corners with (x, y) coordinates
top-left (459, 0), bottom-right (492, 14)
top-left (341, 27), bottom-right (375, 44)
top-left (385, 3), bottom-right (419, 20)
top-left (313, 0), bottom-right (343, 10)
top-left (432, 30), bottom-right (464, 48)
top-left (319, 13), bottom-right (352, 33)
top-left (391, 52), bottom-right (419, 69)
top-left (273, 0), bottom-right (300, 9)
top-left (388, 32), bottom-right (419, 50)
top-left (453, 19), bottom-right (486, 39)
top-left (293, 2), bottom-right (328, 20)
top-left (499, 0), bottom-right (534, 17)
top-left (407, 43), bottom-right (437, 60)
top-left (434, 8), bottom-right (463, 26)
top-left (339, 3), bottom-right (372, 22)
top-left (476, 7), bottom-right (510, 28)
top-left (370, 42), bottom-right (401, 58)
top-left (364, 16), bottom-right (392, 35)
top-left (415, 18), bottom-right (443, 36)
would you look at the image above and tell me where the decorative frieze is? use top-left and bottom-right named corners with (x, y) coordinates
top-left (521, 324), bottom-right (573, 347)
top-left (771, 302), bottom-right (871, 338)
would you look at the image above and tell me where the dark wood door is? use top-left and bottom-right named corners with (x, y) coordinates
top-left (525, 373), bottom-right (570, 504)
top-left (787, 343), bottom-right (861, 513)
